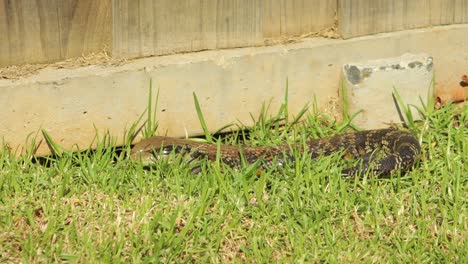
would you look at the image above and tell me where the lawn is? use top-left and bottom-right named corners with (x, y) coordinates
top-left (0, 95), bottom-right (466, 263)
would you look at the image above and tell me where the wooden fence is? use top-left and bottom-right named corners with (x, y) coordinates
top-left (1, 0), bottom-right (467, 67)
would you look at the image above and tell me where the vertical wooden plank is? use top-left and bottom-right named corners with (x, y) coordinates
top-left (263, 0), bottom-right (337, 39)
top-left (0, 0), bottom-right (111, 67)
top-left (196, 0), bottom-right (218, 50)
top-left (431, 0), bottom-right (468, 25)
top-left (138, 0), bottom-right (155, 56)
top-left (338, 0), bottom-right (463, 39)
top-left (66, 0), bottom-right (112, 57)
top-left (215, 0), bottom-right (263, 48)
top-left (84, 0), bottom-right (112, 53)
top-left (430, 0), bottom-right (454, 25)
top-left (1, 0), bottom-right (32, 66)
top-left (1, 0), bottom-right (18, 65)
top-left (0, 1), bottom-right (9, 64)
top-left (36, 0), bottom-right (62, 61)
top-left (454, 0), bottom-right (468, 23)
top-left (402, 0), bottom-right (431, 29)
top-left (114, 0), bottom-right (203, 57)
top-left (112, 0), bottom-right (264, 58)
top-left (153, 0), bottom-right (205, 54)
top-left (262, 0), bottom-right (280, 38)
top-left (112, 0), bottom-right (127, 56)
top-left (16, 0), bottom-right (44, 64)
top-left (126, 0), bottom-right (141, 56)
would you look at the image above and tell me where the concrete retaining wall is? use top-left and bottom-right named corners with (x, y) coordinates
top-left (0, 25), bottom-right (467, 155)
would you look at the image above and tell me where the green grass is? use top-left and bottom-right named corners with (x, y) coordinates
top-left (0, 92), bottom-right (466, 263)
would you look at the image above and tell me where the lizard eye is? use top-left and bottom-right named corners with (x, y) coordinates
top-left (162, 145), bottom-right (175, 155)
top-left (162, 145), bottom-right (186, 155)
top-left (277, 160), bottom-right (284, 167)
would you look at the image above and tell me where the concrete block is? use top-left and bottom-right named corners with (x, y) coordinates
top-left (343, 53), bottom-right (434, 129)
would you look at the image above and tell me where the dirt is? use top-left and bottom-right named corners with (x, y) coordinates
top-left (0, 50), bottom-right (127, 80)
top-left (264, 24), bottom-right (340, 46)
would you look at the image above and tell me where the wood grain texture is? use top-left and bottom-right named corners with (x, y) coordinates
top-left (112, 0), bottom-right (336, 58)
top-left (2, 0), bottom-right (466, 65)
top-left (0, 0), bottom-right (111, 67)
top-left (263, 0), bottom-right (336, 38)
top-left (339, 0), bottom-right (468, 39)
top-left (113, 0), bottom-right (264, 58)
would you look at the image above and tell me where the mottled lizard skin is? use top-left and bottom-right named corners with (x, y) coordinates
top-left (130, 128), bottom-right (421, 177)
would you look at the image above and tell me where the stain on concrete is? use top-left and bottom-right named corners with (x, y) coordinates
top-left (362, 68), bottom-right (373, 78)
top-left (345, 65), bottom-right (362, 85)
top-left (426, 58), bottom-right (433, 72)
top-left (342, 53), bottom-right (434, 129)
top-left (408, 61), bottom-right (423, 68)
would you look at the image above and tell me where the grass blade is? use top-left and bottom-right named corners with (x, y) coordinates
top-left (41, 129), bottom-right (64, 158)
top-left (193, 92), bottom-right (212, 142)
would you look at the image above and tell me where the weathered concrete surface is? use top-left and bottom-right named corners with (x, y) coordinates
top-left (0, 24), bottom-right (467, 155)
top-left (343, 53), bottom-right (434, 129)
